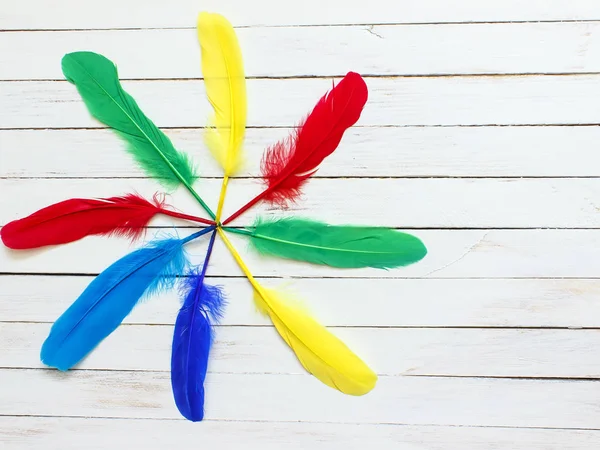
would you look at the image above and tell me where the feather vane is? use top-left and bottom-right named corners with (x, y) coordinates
top-left (61, 51), bottom-right (197, 188)
top-left (242, 217), bottom-right (427, 268)
top-left (198, 12), bottom-right (246, 176)
top-left (40, 227), bottom-right (213, 370)
top-left (171, 231), bottom-right (224, 422)
top-left (222, 72), bottom-right (367, 224)
top-left (253, 284), bottom-right (377, 395)
top-left (1, 194), bottom-right (211, 249)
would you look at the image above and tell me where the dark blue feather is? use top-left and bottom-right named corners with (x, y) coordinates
top-left (171, 230), bottom-right (225, 422)
top-left (41, 227), bottom-right (215, 371)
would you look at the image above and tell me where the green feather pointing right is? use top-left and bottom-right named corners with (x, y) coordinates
top-left (226, 217), bottom-right (427, 269)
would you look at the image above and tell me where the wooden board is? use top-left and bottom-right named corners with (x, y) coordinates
top-left (3, 2), bottom-right (600, 449)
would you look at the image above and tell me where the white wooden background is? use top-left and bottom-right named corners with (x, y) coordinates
top-left (2, 1), bottom-right (600, 448)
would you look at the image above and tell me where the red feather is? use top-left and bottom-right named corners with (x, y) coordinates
top-left (1, 193), bottom-right (212, 249)
top-left (223, 72), bottom-right (367, 225)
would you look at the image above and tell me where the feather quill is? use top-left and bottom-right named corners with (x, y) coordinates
top-left (1, 193), bottom-right (212, 249)
top-left (226, 217), bottom-right (427, 269)
top-left (223, 72), bottom-right (367, 225)
top-left (197, 12), bottom-right (247, 220)
top-left (41, 226), bottom-right (215, 371)
top-left (218, 228), bottom-right (377, 395)
top-left (61, 51), bottom-right (214, 218)
top-left (171, 230), bottom-right (225, 422)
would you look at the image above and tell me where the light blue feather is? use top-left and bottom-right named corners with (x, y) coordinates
top-left (171, 230), bottom-right (225, 421)
top-left (41, 227), bottom-right (214, 371)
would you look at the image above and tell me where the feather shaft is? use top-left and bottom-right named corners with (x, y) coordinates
top-left (61, 51), bottom-right (215, 219)
top-left (171, 230), bottom-right (224, 421)
top-left (41, 226), bottom-right (214, 370)
top-left (1, 194), bottom-right (213, 250)
top-left (218, 228), bottom-right (377, 395)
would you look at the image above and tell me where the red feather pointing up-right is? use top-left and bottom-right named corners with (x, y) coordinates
top-left (223, 72), bottom-right (367, 225)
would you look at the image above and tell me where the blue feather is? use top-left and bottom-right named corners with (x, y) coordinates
top-left (41, 226), bottom-right (215, 371)
top-left (171, 230), bottom-right (225, 422)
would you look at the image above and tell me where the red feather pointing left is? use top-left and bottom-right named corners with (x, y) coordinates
top-left (1, 194), bottom-right (212, 249)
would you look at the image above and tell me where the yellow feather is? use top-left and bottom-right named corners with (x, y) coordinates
top-left (197, 12), bottom-right (246, 176)
top-left (253, 286), bottom-right (378, 396)
top-left (217, 228), bottom-right (376, 395)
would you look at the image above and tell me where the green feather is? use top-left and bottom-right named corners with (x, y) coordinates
top-left (230, 217), bottom-right (427, 269)
top-left (61, 51), bottom-right (196, 188)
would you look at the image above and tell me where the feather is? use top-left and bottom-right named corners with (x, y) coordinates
top-left (228, 217), bottom-right (427, 269)
top-left (171, 230), bottom-right (225, 422)
top-left (61, 52), bottom-right (214, 218)
top-left (217, 228), bottom-right (376, 396)
top-left (1, 193), bottom-right (212, 250)
top-left (41, 226), bottom-right (214, 371)
top-left (198, 12), bottom-right (246, 176)
top-left (253, 284), bottom-right (377, 395)
top-left (223, 72), bottom-right (367, 225)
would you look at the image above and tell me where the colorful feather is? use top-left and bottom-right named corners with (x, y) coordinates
top-left (198, 12), bottom-right (246, 177)
top-left (223, 72), bottom-right (367, 225)
top-left (197, 12), bottom-right (247, 221)
top-left (41, 226), bottom-right (214, 371)
top-left (171, 230), bottom-right (225, 422)
top-left (61, 51), bottom-right (214, 218)
top-left (218, 228), bottom-right (377, 396)
top-left (1, 193), bottom-right (212, 250)
top-left (226, 217), bottom-right (427, 269)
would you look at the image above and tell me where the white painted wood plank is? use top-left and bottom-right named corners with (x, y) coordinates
top-left (3, 323), bottom-right (600, 378)
top-left (5, 76), bottom-right (600, 129)
top-left (4, 126), bottom-right (600, 178)
top-left (5, 23), bottom-right (600, 80)
top-left (2, 0), bottom-right (600, 29)
top-left (2, 178), bottom-right (600, 229)
top-left (2, 228), bottom-right (599, 279)
top-left (3, 417), bottom-right (599, 450)
top-left (2, 276), bottom-right (599, 328)
top-left (2, 370), bottom-right (600, 428)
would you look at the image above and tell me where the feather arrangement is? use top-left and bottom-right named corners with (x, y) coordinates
top-left (171, 230), bottom-right (225, 421)
top-left (2, 12), bottom-right (431, 422)
top-left (1, 194), bottom-right (212, 249)
top-left (223, 72), bottom-right (367, 225)
top-left (197, 12), bottom-right (247, 220)
top-left (226, 216), bottom-right (427, 269)
top-left (41, 226), bottom-right (214, 371)
top-left (61, 51), bottom-right (214, 218)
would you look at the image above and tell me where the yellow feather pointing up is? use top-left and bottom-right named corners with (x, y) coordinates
top-left (217, 228), bottom-right (377, 396)
top-left (198, 13), bottom-right (246, 175)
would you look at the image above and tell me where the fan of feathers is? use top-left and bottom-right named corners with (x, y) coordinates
top-left (1, 12), bottom-right (427, 421)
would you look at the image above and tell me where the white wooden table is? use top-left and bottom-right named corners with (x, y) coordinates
top-left (2, 1), bottom-right (600, 448)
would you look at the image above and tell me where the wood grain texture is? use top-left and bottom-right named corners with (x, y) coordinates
top-left (4, 323), bottom-right (600, 378)
top-left (2, 276), bottom-right (599, 327)
top-left (3, 417), bottom-right (600, 450)
top-left (5, 23), bottom-right (600, 80)
top-left (2, 0), bottom-right (600, 29)
top-left (4, 127), bottom-right (600, 178)
top-left (3, 370), bottom-right (600, 428)
top-left (3, 228), bottom-right (600, 278)
top-left (3, 178), bottom-right (600, 228)
top-left (6, 76), bottom-right (600, 129)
